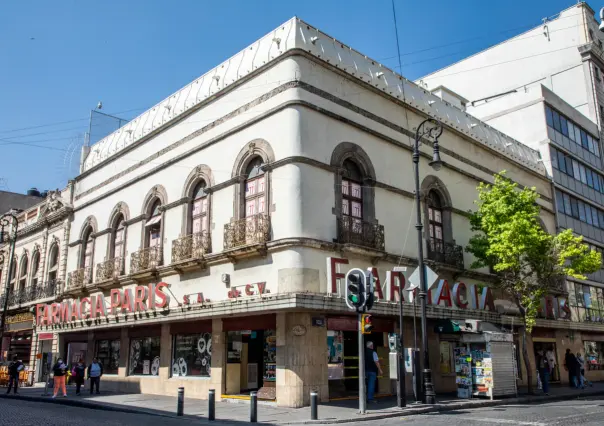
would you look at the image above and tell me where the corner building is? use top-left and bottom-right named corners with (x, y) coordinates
top-left (35, 18), bottom-right (559, 407)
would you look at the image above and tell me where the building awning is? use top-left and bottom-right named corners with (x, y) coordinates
top-left (145, 215), bottom-right (161, 227)
top-left (434, 319), bottom-right (462, 334)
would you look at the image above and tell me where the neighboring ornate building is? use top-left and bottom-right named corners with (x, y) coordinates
top-left (0, 185), bottom-right (73, 384)
top-left (27, 17), bottom-right (570, 407)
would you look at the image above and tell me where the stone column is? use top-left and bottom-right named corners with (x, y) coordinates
top-left (86, 331), bottom-right (95, 365)
top-left (210, 318), bottom-right (225, 399)
top-left (159, 323), bottom-right (171, 380)
top-left (118, 327), bottom-right (128, 377)
top-left (276, 312), bottom-right (328, 408)
top-left (59, 218), bottom-right (71, 291)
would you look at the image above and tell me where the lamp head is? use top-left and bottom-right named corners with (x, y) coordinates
top-left (600, 8), bottom-right (604, 32)
top-left (429, 142), bottom-right (443, 171)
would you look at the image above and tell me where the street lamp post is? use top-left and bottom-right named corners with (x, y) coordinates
top-left (413, 118), bottom-right (443, 405)
top-left (0, 212), bottom-right (19, 361)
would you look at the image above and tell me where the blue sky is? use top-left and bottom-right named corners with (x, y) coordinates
top-left (0, 0), bottom-right (582, 194)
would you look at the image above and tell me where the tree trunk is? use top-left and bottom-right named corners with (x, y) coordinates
top-left (521, 325), bottom-right (534, 395)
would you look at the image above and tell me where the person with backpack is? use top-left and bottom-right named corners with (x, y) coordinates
top-left (52, 358), bottom-right (68, 398)
top-left (6, 356), bottom-right (23, 395)
top-left (537, 350), bottom-right (551, 395)
top-left (87, 357), bottom-right (103, 395)
top-left (72, 359), bottom-right (86, 396)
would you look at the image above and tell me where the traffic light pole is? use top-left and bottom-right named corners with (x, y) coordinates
top-left (358, 311), bottom-right (366, 414)
top-left (397, 291), bottom-right (406, 408)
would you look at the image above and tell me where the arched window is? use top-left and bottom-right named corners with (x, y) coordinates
top-left (30, 251), bottom-right (40, 289)
top-left (110, 214), bottom-right (126, 260)
top-left (47, 244), bottom-right (59, 282)
top-left (18, 255), bottom-right (28, 290)
top-left (190, 181), bottom-right (209, 235)
top-left (9, 259), bottom-right (16, 290)
top-left (244, 157), bottom-right (266, 218)
top-left (81, 226), bottom-right (94, 271)
top-left (341, 159), bottom-right (364, 231)
top-left (145, 199), bottom-right (162, 248)
top-left (427, 191), bottom-right (444, 249)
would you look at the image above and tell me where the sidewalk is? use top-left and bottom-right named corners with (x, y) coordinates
top-left (2, 382), bottom-right (604, 424)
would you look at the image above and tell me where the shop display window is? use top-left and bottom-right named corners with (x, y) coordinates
top-left (129, 337), bottom-right (160, 376)
top-left (584, 341), bottom-right (604, 370)
top-left (327, 330), bottom-right (344, 380)
top-left (95, 339), bottom-right (120, 374)
top-left (263, 330), bottom-right (276, 382)
top-left (172, 333), bottom-right (211, 377)
top-left (439, 341), bottom-right (454, 374)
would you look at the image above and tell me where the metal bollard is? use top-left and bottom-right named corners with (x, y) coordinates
top-left (208, 389), bottom-right (215, 421)
top-left (250, 391), bottom-right (258, 423)
top-left (177, 387), bottom-right (184, 416)
top-left (310, 391), bottom-right (318, 420)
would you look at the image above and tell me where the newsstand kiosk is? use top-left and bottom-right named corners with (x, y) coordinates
top-left (455, 329), bottom-right (518, 400)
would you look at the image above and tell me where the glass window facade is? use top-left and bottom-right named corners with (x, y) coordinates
top-left (171, 333), bottom-right (212, 377)
top-left (551, 147), bottom-right (604, 193)
top-left (556, 189), bottom-right (604, 230)
top-left (568, 282), bottom-right (604, 323)
top-left (129, 337), bottom-right (161, 376)
top-left (546, 105), bottom-right (600, 156)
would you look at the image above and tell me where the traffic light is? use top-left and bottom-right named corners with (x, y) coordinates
top-left (345, 268), bottom-right (366, 311)
top-left (361, 313), bottom-right (373, 335)
top-left (365, 270), bottom-right (376, 311)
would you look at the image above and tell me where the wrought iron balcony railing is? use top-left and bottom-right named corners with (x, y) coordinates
top-left (96, 256), bottom-right (125, 282)
top-left (130, 245), bottom-right (162, 274)
top-left (224, 213), bottom-right (270, 250)
top-left (172, 231), bottom-right (211, 263)
top-left (336, 216), bottom-right (385, 251)
top-left (427, 238), bottom-right (464, 269)
top-left (4, 280), bottom-right (61, 306)
top-left (67, 267), bottom-right (93, 290)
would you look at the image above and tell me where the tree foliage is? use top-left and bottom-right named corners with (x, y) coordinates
top-left (466, 172), bottom-right (600, 392)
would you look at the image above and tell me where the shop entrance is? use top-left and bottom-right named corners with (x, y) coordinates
top-left (225, 330), bottom-right (276, 399)
top-left (327, 316), bottom-right (390, 400)
top-left (533, 341), bottom-right (561, 383)
top-left (36, 339), bottom-right (53, 383)
top-left (222, 315), bottom-right (277, 401)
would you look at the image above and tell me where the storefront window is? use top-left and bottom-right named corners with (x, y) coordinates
top-left (95, 340), bottom-right (120, 375)
top-left (327, 331), bottom-right (344, 380)
top-left (439, 341), bottom-right (454, 374)
top-left (172, 333), bottom-right (211, 377)
top-left (584, 341), bottom-right (604, 369)
top-left (263, 330), bottom-right (276, 383)
top-left (569, 282), bottom-right (604, 323)
top-left (129, 337), bottom-right (160, 376)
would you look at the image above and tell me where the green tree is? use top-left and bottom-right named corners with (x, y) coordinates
top-left (466, 172), bottom-right (601, 393)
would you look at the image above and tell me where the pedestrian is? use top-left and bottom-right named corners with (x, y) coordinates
top-left (52, 358), bottom-right (68, 398)
top-left (564, 348), bottom-right (579, 388)
top-left (536, 350), bottom-right (551, 395)
top-left (87, 357), bottom-right (103, 395)
top-left (365, 341), bottom-right (383, 404)
top-left (73, 359), bottom-right (86, 396)
top-left (576, 351), bottom-right (586, 389)
top-left (6, 356), bottom-right (23, 395)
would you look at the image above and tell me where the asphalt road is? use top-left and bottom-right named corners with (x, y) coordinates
top-left (2, 395), bottom-right (604, 425)
top-left (348, 396), bottom-right (604, 426)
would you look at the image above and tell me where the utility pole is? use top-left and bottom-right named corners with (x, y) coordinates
top-left (358, 312), bottom-right (366, 414)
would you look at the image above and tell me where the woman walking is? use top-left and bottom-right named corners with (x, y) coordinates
top-left (52, 358), bottom-right (68, 398)
top-left (73, 359), bottom-right (86, 396)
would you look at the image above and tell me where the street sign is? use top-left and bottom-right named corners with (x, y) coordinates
top-left (407, 265), bottom-right (438, 291)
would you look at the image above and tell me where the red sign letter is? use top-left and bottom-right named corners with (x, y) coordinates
top-left (452, 282), bottom-right (468, 309)
top-left (155, 282), bottom-right (170, 308)
top-left (134, 286), bottom-right (148, 312)
top-left (328, 257), bottom-right (349, 294)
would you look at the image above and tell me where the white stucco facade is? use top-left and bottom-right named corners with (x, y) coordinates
top-left (9, 17), bottom-right (599, 405)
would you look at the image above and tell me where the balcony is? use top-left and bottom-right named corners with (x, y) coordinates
top-left (130, 246), bottom-right (162, 276)
top-left (2, 283), bottom-right (58, 306)
top-left (336, 216), bottom-right (385, 251)
top-left (66, 267), bottom-right (93, 292)
top-left (95, 257), bottom-right (125, 285)
top-left (171, 231), bottom-right (211, 272)
top-left (426, 238), bottom-right (464, 270)
top-left (224, 213), bottom-right (270, 252)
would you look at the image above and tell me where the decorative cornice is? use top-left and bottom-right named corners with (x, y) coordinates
top-left (124, 214), bottom-right (146, 226)
top-left (159, 197), bottom-right (189, 212)
top-left (15, 207), bottom-right (72, 239)
top-left (91, 228), bottom-right (112, 238)
top-left (68, 239), bottom-right (83, 248)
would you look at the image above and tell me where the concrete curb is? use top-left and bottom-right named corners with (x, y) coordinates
top-left (3, 388), bottom-right (604, 425)
top-left (280, 389), bottom-right (604, 424)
